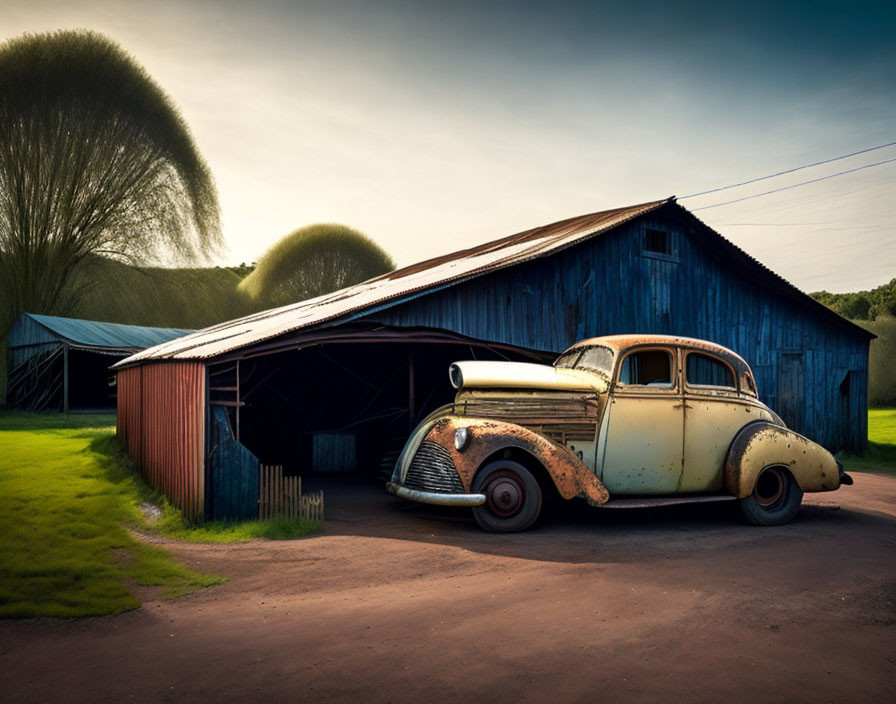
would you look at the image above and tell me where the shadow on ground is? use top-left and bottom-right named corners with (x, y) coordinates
top-left (297, 474), bottom-right (872, 565)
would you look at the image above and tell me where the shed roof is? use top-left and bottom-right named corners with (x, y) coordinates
top-left (116, 198), bottom-right (670, 365)
top-left (114, 196), bottom-right (871, 368)
top-left (9, 313), bottom-right (193, 353)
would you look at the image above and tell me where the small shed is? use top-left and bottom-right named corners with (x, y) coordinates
top-left (7, 313), bottom-right (192, 412)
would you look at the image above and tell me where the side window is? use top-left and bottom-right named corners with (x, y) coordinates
top-left (686, 353), bottom-right (735, 389)
top-left (618, 349), bottom-right (674, 389)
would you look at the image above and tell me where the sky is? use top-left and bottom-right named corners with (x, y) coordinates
top-left (2, 0), bottom-right (895, 292)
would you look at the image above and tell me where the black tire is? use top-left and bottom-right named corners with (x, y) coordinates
top-left (471, 460), bottom-right (542, 533)
top-left (739, 466), bottom-right (803, 526)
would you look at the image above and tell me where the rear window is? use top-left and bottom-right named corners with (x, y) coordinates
top-left (686, 353), bottom-right (735, 388)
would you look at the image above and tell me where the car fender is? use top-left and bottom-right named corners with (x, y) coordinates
top-left (425, 417), bottom-right (610, 506)
top-left (724, 421), bottom-right (841, 498)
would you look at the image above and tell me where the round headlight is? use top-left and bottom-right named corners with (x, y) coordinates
top-left (454, 427), bottom-right (471, 451)
top-left (449, 363), bottom-right (463, 389)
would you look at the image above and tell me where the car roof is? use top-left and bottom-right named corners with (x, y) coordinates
top-left (565, 334), bottom-right (752, 375)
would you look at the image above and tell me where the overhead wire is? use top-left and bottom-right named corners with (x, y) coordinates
top-left (679, 139), bottom-right (896, 199)
top-left (690, 156), bottom-right (896, 211)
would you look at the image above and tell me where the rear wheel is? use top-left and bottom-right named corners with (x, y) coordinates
top-left (739, 466), bottom-right (803, 526)
top-left (472, 460), bottom-right (542, 533)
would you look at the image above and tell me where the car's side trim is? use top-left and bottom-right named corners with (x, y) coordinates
top-left (387, 482), bottom-right (487, 506)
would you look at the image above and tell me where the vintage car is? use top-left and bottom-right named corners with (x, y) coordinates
top-left (387, 334), bottom-right (853, 532)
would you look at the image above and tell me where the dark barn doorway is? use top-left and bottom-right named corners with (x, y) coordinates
top-left (207, 326), bottom-right (553, 482)
top-left (7, 346), bottom-right (124, 412)
top-left (68, 349), bottom-right (122, 410)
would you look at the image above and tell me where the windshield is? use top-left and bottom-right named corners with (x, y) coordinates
top-left (554, 345), bottom-right (615, 380)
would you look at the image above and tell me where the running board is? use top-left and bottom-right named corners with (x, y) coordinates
top-left (597, 494), bottom-right (737, 509)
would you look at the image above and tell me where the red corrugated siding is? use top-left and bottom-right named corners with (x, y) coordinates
top-left (117, 362), bottom-right (206, 519)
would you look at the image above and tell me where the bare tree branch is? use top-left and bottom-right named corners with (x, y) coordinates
top-left (0, 30), bottom-right (222, 336)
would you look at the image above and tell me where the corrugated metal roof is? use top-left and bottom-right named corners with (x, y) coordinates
top-left (9, 313), bottom-right (193, 352)
top-left (114, 194), bottom-right (871, 368)
top-left (116, 198), bottom-right (671, 365)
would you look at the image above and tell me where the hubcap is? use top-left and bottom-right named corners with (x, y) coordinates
top-left (755, 468), bottom-right (785, 508)
top-left (485, 471), bottom-right (525, 517)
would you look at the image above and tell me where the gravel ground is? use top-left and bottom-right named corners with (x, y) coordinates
top-left (1, 473), bottom-right (894, 703)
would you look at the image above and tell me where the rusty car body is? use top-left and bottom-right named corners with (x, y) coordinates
top-left (387, 334), bottom-right (853, 532)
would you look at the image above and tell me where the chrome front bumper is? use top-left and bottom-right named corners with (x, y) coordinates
top-left (387, 482), bottom-right (486, 507)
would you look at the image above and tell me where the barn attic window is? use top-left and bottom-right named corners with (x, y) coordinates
top-left (640, 225), bottom-right (678, 262)
top-left (644, 228), bottom-right (670, 255)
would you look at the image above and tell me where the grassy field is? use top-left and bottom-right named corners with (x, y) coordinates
top-left (0, 411), bottom-right (320, 619)
top-left (840, 407), bottom-right (896, 475)
top-left (0, 412), bottom-right (223, 617)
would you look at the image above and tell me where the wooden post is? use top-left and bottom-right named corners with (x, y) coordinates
top-left (235, 361), bottom-right (241, 442)
top-left (63, 344), bottom-right (69, 413)
top-left (408, 346), bottom-right (415, 432)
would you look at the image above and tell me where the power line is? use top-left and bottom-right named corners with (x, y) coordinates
top-left (679, 140), bottom-right (896, 199)
top-left (691, 157), bottom-right (896, 211)
top-left (718, 224), bottom-right (892, 232)
top-left (716, 223), bottom-right (892, 229)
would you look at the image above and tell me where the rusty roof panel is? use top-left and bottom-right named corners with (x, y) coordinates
top-left (115, 198), bottom-right (671, 366)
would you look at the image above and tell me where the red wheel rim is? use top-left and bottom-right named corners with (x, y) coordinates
top-left (484, 470), bottom-right (525, 518)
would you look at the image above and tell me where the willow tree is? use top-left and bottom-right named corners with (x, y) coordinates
top-left (240, 224), bottom-right (395, 308)
top-left (0, 30), bottom-right (221, 334)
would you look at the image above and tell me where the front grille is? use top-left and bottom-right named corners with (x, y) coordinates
top-left (459, 397), bottom-right (600, 423)
top-left (405, 441), bottom-right (464, 493)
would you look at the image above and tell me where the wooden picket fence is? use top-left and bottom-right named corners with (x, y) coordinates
top-left (259, 464), bottom-right (325, 521)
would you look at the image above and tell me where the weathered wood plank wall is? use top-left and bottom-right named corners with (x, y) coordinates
top-left (209, 406), bottom-right (259, 520)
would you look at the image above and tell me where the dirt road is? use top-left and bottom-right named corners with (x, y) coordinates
top-left (2, 473), bottom-right (895, 703)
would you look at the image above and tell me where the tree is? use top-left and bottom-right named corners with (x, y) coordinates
top-left (876, 278), bottom-right (896, 318)
top-left (837, 294), bottom-right (872, 320)
top-left (0, 30), bottom-right (220, 334)
top-left (239, 224), bottom-right (395, 307)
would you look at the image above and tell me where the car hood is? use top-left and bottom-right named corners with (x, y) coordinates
top-left (448, 361), bottom-right (608, 393)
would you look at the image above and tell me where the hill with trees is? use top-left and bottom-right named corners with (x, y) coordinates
top-left (810, 279), bottom-right (896, 406)
top-left (810, 279), bottom-right (896, 321)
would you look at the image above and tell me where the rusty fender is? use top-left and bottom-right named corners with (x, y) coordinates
top-left (426, 417), bottom-right (610, 506)
top-left (724, 422), bottom-right (841, 498)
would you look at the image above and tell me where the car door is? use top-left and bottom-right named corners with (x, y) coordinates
top-left (597, 346), bottom-right (684, 494)
top-left (680, 351), bottom-right (767, 492)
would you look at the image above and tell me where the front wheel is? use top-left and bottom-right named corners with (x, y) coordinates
top-left (472, 460), bottom-right (542, 533)
top-left (739, 466), bottom-right (803, 526)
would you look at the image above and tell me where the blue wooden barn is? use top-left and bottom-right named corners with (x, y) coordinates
top-left (115, 197), bottom-right (871, 519)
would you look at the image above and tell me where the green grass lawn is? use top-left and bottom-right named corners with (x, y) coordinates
top-left (0, 411), bottom-right (224, 617)
top-left (0, 411), bottom-right (320, 619)
top-left (839, 407), bottom-right (896, 475)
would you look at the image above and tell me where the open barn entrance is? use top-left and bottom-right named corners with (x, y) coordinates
top-left (68, 349), bottom-right (121, 410)
top-left (7, 346), bottom-right (123, 412)
top-left (207, 326), bottom-right (553, 483)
